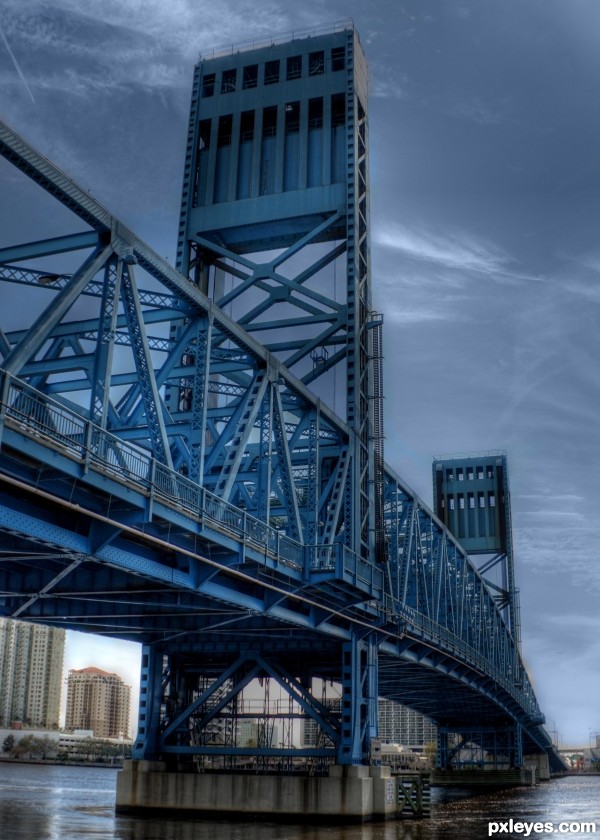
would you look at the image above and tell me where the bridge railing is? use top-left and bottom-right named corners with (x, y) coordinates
top-left (0, 370), bottom-right (323, 578)
top-left (0, 369), bottom-right (540, 721)
top-left (383, 595), bottom-right (542, 721)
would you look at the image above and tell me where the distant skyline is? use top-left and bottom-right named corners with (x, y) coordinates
top-left (1, 0), bottom-right (599, 746)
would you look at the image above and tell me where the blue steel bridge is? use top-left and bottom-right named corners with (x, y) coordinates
top-left (0, 22), bottom-right (562, 777)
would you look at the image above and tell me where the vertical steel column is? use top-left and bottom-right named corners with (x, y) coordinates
top-left (188, 316), bottom-right (212, 484)
top-left (513, 722), bottom-right (523, 768)
top-left (338, 633), bottom-right (378, 765)
top-left (344, 29), bottom-right (373, 559)
top-left (132, 645), bottom-right (165, 760)
top-left (89, 256), bottom-right (122, 426)
top-left (436, 728), bottom-right (449, 770)
top-left (256, 388), bottom-right (273, 524)
top-left (305, 410), bottom-right (319, 546)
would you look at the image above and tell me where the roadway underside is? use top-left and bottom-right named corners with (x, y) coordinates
top-left (0, 434), bottom-right (552, 762)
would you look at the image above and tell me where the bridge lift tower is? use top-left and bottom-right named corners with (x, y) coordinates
top-left (433, 452), bottom-right (523, 768)
top-left (141, 21), bottom-right (385, 770)
top-left (173, 20), bottom-right (382, 560)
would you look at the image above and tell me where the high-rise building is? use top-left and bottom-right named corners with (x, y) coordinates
top-left (377, 699), bottom-right (437, 749)
top-left (65, 666), bottom-right (131, 739)
top-left (300, 697), bottom-right (436, 751)
top-left (236, 719), bottom-right (279, 749)
top-left (0, 618), bottom-right (65, 729)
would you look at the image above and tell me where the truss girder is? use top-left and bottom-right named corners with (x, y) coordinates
top-left (119, 263), bottom-right (173, 467)
top-left (1, 245), bottom-right (112, 376)
top-left (0, 114), bottom-right (559, 771)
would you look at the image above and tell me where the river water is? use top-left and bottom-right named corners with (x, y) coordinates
top-left (0, 762), bottom-right (598, 840)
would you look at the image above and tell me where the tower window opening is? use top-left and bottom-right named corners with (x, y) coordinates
top-left (285, 102), bottom-right (300, 133)
top-left (287, 55), bottom-right (302, 80)
top-left (331, 46), bottom-right (345, 71)
top-left (308, 97), bottom-right (323, 128)
top-left (262, 106), bottom-right (277, 137)
top-left (331, 93), bottom-right (345, 127)
top-left (264, 60), bottom-right (280, 85)
top-left (309, 50), bottom-right (325, 76)
top-left (242, 64), bottom-right (258, 89)
top-left (198, 119), bottom-right (211, 151)
top-left (221, 69), bottom-right (236, 94)
top-left (217, 114), bottom-right (233, 147)
top-left (202, 73), bottom-right (215, 97)
top-left (240, 110), bottom-right (255, 141)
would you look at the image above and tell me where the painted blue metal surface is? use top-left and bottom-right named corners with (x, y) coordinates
top-left (434, 453), bottom-right (521, 649)
top-left (0, 21), bottom-right (564, 774)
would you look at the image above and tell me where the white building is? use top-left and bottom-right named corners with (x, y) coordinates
top-left (236, 719), bottom-right (279, 749)
top-left (377, 699), bottom-right (437, 750)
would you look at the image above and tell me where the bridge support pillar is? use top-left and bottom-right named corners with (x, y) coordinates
top-left (523, 753), bottom-right (550, 782)
top-left (132, 644), bottom-right (165, 760)
top-left (116, 760), bottom-right (406, 822)
top-left (338, 634), bottom-right (379, 765)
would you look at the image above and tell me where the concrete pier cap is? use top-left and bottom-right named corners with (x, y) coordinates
top-left (116, 760), bottom-right (407, 822)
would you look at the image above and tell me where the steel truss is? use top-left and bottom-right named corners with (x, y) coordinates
top-left (437, 724), bottom-right (523, 770)
top-left (0, 114), bottom-right (562, 773)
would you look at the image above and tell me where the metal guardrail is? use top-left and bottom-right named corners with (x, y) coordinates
top-left (0, 371), bottom-right (358, 585)
top-left (199, 19), bottom-right (355, 61)
top-left (386, 599), bottom-right (541, 720)
top-left (0, 370), bottom-right (541, 722)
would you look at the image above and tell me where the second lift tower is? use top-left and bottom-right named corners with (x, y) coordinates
top-left (433, 452), bottom-right (521, 663)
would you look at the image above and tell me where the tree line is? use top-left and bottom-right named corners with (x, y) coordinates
top-left (1, 733), bottom-right (131, 763)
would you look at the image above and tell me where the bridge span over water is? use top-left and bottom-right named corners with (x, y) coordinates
top-left (0, 21), bottom-right (563, 820)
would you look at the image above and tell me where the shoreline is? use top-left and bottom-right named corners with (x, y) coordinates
top-left (0, 756), bottom-right (123, 769)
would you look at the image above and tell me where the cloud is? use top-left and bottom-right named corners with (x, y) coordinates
top-left (371, 76), bottom-right (410, 101)
top-left (449, 96), bottom-right (514, 126)
top-left (0, 0), bottom-right (302, 101)
top-left (373, 222), bottom-right (534, 284)
top-left (515, 513), bottom-right (600, 592)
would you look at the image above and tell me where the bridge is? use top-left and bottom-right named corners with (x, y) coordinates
top-left (0, 22), bottom-right (563, 821)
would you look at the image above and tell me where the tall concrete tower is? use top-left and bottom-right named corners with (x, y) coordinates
top-left (0, 618), bottom-right (65, 729)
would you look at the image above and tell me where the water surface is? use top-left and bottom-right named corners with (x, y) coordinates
top-left (0, 762), bottom-right (597, 840)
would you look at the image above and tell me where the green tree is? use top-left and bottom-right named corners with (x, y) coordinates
top-left (29, 736), bottom-right (56, 760)
top-left (15, 734), bottom-right (37, 758)
top-left (2, 734), bottom-right (15, 754)
top-left (423, 740), bottom-right (437, 768)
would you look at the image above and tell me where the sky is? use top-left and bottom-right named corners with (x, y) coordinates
top-left (0, 0), bottom-right (599, 747)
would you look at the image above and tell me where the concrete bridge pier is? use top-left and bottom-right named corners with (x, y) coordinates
top-left (524, 753), bottom-right (550, 782)
top-left (116, 760), bottom-right (421, 822)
